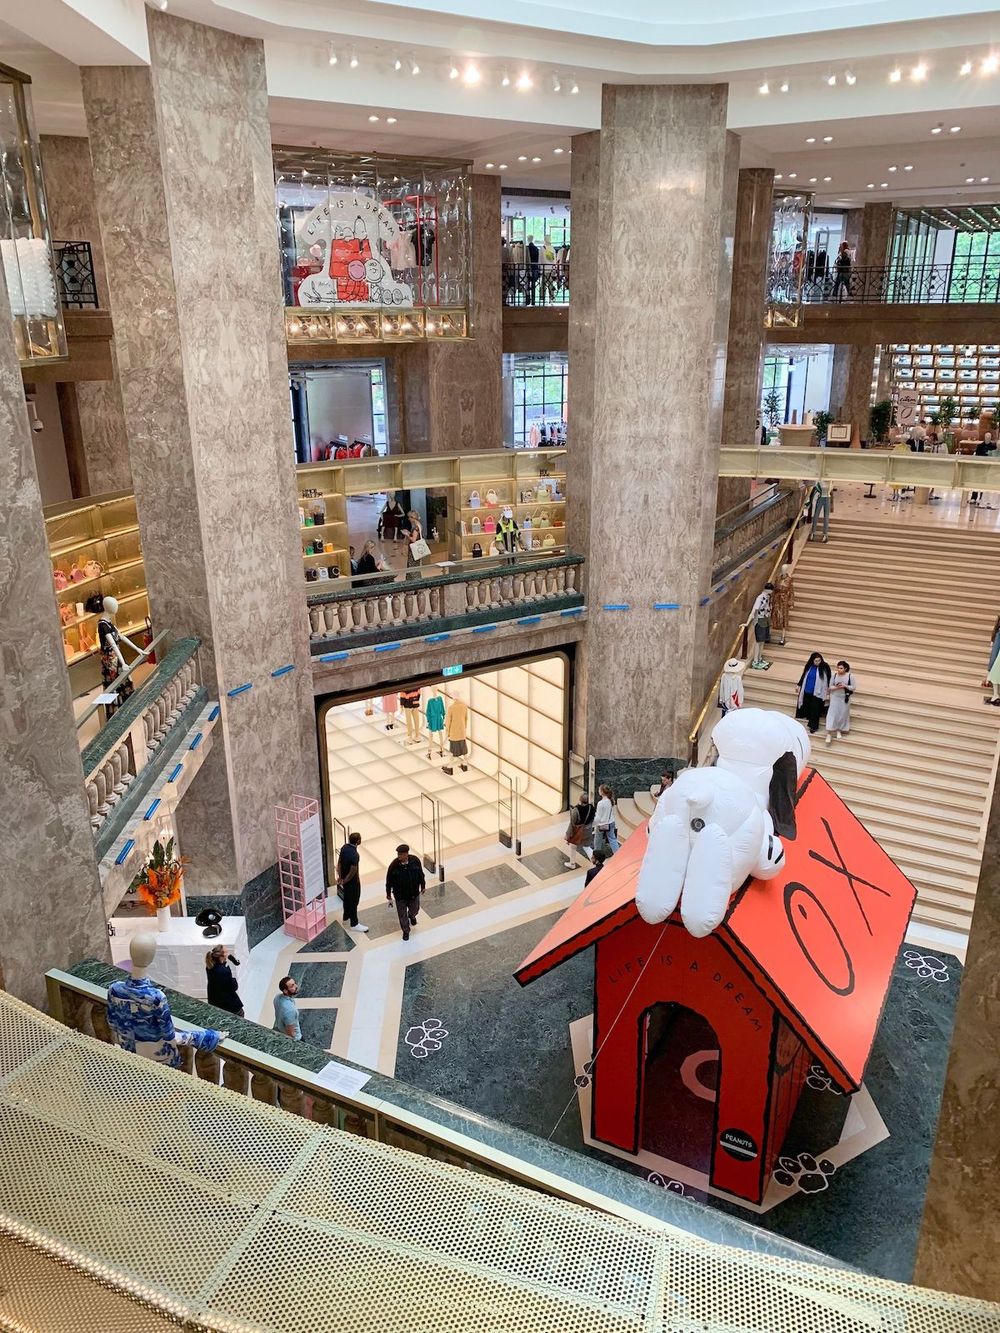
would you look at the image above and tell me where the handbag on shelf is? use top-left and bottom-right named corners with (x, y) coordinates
top-left (520, 489), bottom-right (534, 503)
top-left (542, 533), bottom-right (556, 548)
top-left (535, 482), bottom-right (550, 501)
top-left (83, 559), bottom-right (103, 579)
top-left (53, 569), bottom-right (68, 591)
top-left (483, 516), bottom-right (496, 535)
top-left (305, 568), bottom-right (319, 582)
top-left (409, 538), bottom-right (431, 561)
top-left (471, 542), bottom-right (483, 557)
top-left (532, 509), bottom-right (550, 528)
top-left (470, 514), bottom-right (482, 534)
top-left (59, 603), bottom-right (76, 626)
top-left (485, 488), bottom-right (499, 507)
top-left (70, 565), bottom-right (86, 584)
top-left (79, 625), bottom-right (96, 653)
top-left (85, 593), bottom-right (104, 614)
top-left (468, 490), bottom-right (481, 509)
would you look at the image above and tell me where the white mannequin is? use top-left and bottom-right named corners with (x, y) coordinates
top-left (130, 929), bottom-right (157, 979)
top-left (99, 594), bottom-right (148, 673)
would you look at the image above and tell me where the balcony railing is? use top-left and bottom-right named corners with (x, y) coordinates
top-left (801, 258), bottom-right (1000, 305)
top-left (307, 551), bottom-right (584, 652)
top-left (53, 240), bottom-right (99, 308)
top-left (503, 261), bottom-right (570, 308)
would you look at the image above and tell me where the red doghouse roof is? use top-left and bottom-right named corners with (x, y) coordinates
top-left (515, 769), bottom-right (916, 1092)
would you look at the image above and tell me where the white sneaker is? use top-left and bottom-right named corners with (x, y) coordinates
top-left (837, 731), bottom-right (843, 740)
top-left (825, 734), bottom-right (832, 745)
top-left (349, 923), bottom-right (370, 933)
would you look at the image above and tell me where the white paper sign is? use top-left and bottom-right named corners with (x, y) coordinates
top-left (896, 390), bottom-right (920, 429)
top-left (300, 812), bottom-right (325, 903)
top-left (315, 1060), bottom-right (371, 1096)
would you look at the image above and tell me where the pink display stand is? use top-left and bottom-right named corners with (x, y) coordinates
top-left (276, 796), bottom-right (327, 942)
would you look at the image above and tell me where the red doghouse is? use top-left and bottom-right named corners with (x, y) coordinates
top-left (515, 769), bottom-right (915, 1204)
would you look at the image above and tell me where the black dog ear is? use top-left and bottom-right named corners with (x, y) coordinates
top-left (768, 751), bottom-right (799, 840)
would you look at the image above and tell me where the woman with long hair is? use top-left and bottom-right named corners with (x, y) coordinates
top-left (795, 651), bottom-right (831, 735)
top-left (595, 784), bottom-right (620, 855)
top-left (205, 944), bottom-right (244, 1017)
top-left (825, 659), bottom-right (856, 744)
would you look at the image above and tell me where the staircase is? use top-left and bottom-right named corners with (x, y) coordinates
top-left (618, 516), bottom-right (1000, 939)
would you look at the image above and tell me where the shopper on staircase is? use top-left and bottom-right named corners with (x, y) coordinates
top-left (594, 785), bottom-right (620, 855)
top-left (795, 651), bottom-right (831, 734)
top-left (825, 660), bottom-right (855, 744)
top-left (809, 479), bottom-right (833, 541)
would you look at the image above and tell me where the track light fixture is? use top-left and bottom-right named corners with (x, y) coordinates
top-left (328, 46), bottom-right (338, 66)
top-left (349, 48), bottom-right (359, 68)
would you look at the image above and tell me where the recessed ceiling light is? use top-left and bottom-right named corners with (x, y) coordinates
top-left (393, 56), bottom-right (402, 71)
top-left (386, 116), bottom-right (397, 124)
top-left (931, 124), bottom-right (943, 134)
top-left (532, 156), bottom-right (541, 162)
top-left (759, 81), bottom-right (770, 95)
top-left (809, 177), bottom-right (817, 183)
top-left (823, 135), bottom-right (833, 143)
top-left (569, 79), bottom-right (579, 94)
top-left (845, 71), bottom-right (856, 85)
top-left (823, 176), bottom-right (832, 182)
top-left (904, 164), bottom-right (914, 171)
top-left (806, 136), bottom-right (816, 143)
top-left (911, 62), bottom-right (928, 81)
top-left (485, 162), bottom-right (494, 168)
top-left (779, 81), bottom-right (789, 93)
top-left (867, 183), bottom-right (875, 189)
top-left (788, 172), bottom-right (797, 179)
top-left (500, 69), bottom-right (510, 86)
top-left (889, 67), bottom-right (902, 83)
top-left (411, 57), bottom-right (420, 75)
top-left (463, 64), bottom-right (481, 85)
top-left (554, 147), bottom-right (564, 154)
top-left (982, 54), bottom-right (999, 74)
top-left (966, 176), bottom-right (976, 183)
top-left (551, 73), bottom-right (561, 93)
top-left (880, 182), bottom-right (889, 188)
top-left (826, 74), bottom-right (836, 86)
top-left (950, 125), bottom-right (962, 133)
top-left (775, 173), bottom-right (784, 180)
top-left (888, 165), bottom-right (898, 172)
top-left (368, 114), bottom-right (379, 122)
top-left (960, 60), bottom-right (972, 75)
top-left (982, 176), bottom-right (991, 183)
top-left (449, 65), bottom-right (459, 80)
top-left (498, 163), bottom-right (508, 169)
top-left (516, 71), bottom-right (532, 90)
top-left (517, 155), bottom-right (527, 162)
top-left (328, 47), bottom-right (338, 66)
top-left (349, 48), bottom-right (359, 68)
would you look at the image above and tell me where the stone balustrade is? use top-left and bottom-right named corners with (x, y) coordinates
top-left (306, 554), bottom-right (585, 650)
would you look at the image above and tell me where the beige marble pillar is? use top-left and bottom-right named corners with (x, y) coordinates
top-left (39, 134), bottom-right (131, 496)
top-left (0, 261), bottom-right (109, 1009)
top-left (401, 173), bottom-right (502, 451)
top-left (718, 167), bottom-right (774, 512)
top-left (913, 775), bottom-right (1000, 1301)
top-left (860, 202), bottom-right (894, 267)
top-left (830, 341), bottom-right (876, 437)
top-left (82, 11), bottom-right (319, 909)
top-left (580, 85), bottom-right (738, 778)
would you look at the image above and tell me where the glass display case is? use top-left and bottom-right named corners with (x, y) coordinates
top-left (765, 190), bottom-right (813, 330)
top-left (275, 146), bottom-right (472, 345)
top-left (0, 62), bottom-right (66, 365)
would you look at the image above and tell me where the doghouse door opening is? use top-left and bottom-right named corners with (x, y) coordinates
top-left (639, 1003), bottom-right (719, 1173)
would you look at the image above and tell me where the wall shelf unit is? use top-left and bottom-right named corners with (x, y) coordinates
top-left (890, 343), bottom-right (1000, 420)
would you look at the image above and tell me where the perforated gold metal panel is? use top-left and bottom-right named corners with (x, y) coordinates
top-left (0, 992), bottom-right (997, 1332)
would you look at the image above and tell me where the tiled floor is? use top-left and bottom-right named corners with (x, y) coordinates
top-left (325, 697), bottom-right (550, 871)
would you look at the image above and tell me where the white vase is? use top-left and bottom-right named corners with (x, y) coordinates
top-left (156, 906), bottom-right (171, 933)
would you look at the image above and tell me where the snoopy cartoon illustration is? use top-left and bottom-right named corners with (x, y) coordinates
top-left (636, 708), bottom-right (811, 938)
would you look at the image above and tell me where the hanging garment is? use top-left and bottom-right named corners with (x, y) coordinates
top-left (426, 694), bottom-right (446, 732)
top-left (389, 231), bottom-right (417, 271)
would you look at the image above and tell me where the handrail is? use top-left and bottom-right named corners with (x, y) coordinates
top-left (801, 257), bottom-right (1000, 305)
top-left (307, 549), bottom-right (582, 605)
top-left (714, 481), bottom-right (780, 535)
top-left (688, 498), bottom-right (808, 767)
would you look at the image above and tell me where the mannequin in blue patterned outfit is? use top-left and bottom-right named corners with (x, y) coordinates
top-left (107, 932), bottom-right (224, 1069)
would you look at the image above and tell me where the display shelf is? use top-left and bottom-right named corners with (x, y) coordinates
top-left (890, 342), bottom-right (1000, 420)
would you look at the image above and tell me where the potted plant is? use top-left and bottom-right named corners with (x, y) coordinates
top-left (813, 410), bottom-right (834, 447)
top-left (762, 388), bottom-right (783, 437)
top-left (869, 399), bottom-right (894, 444)
top-left (938, 395), bottom-right (958, 437)
top-left (965, 403), bottom-right (980, 423)
top-left (130, 837), bottom-right (185, 931)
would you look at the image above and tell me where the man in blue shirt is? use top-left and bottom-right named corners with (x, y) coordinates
top-left (273, 976), bottom-right (301, 1040)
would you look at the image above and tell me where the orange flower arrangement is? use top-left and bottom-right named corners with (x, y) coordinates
top-left (131, 837), bottom-right (186, 912)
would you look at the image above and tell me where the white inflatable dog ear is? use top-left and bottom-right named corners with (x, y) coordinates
top-left (680, 823), bottom-right (733, 938)
top-left (636, 812), bottom-right (689, 924)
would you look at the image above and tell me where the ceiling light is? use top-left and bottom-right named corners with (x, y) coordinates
top-left (823, 135), bottom-right (833, 143)
top-left (349, 48), bottom-right (359, 68)
top-left (498, 163), bottom-right (507, 169)
top-left (463, 63), bottom-right (481, 85)
top-left (775, 173), bottom-right (784, 180)
top-left (888, 165), bottom-right (898, 172)
top-left (554, 147), bottom-right (564, 154)
top-left (950, 125), bottom-right (962, 133)
top-left (449, 65), bottom-right (459, 79)
top-left (532, 156), bottom-right (541, 162)
top-left (960, 60), bottom-right (973, 75)
top-left (516, 71), bottom-right (532, 90)
top-left (788, 172), bottom-right (797, 179)
top-left (517, 155), bottom-right (527, 161)
top-left (845, 71), bottom-right (856, 85)
top-left (911, 62), bottom-right (928, 81)
top-left (759, 81), bottom-right (770, 95)
top-left (410, 56), bottom-right (420, 75)
top-left (328, 47), bottom-right (338, 66)
top-left (826, 73), bottom-right (836, 86)
top-left (809, 177), bottom-right (817, 183)
top-left (368, 114), bottom-right (379, 122)
top-left (904, 164), bottom-right (914, 171)
top-left (981, 54), bottom-right (999, 74)
top-left (393, 56), bottom-right (402, 71)
top-left (823, 176), bottom-right (832, 182)
top-left (931, 124), bottom-right (943, 134)
top-left (867, 183), bottom-right (875, 189)
top-left (806, 136), bottom-right (816, 143)
top-left (569, 76), bottom-right (579, 94)
top-left (889, 67), bottom-right (902, 82)
top-left (551, 73), bottom-right (561, 92)
top-left (982, 176), bottom-right (991, 183)
top-left (880, 182), bottom-right (889, 188)
top-left (386, 116), bottom-right (397, 124)
top-left (500, 69), bottom-right (510, 87)
top-left (779, 80), bottom-right (789, 93)
top-left (966, 176), bottom-right (976, 183)
top-left (485, 162), bottom-right (494, 168)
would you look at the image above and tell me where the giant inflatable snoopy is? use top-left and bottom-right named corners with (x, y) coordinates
top-left (635, 708), bottom-right (811, 938)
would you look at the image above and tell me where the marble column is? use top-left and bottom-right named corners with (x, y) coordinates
top-left (718, 167), bottom-right (774, 512)
top-left (0, 261), bottom-right (109, 1009)
top-left (830, 341), bottom-right (876, 438)
top-left (913, 774), bottom-right (1000, 1302)
top-left (860, 201), bottom-right (894, 267)
top-left (401, 173), bottom-right (502, 451)
top-left (39, 134), bottom-right (131, 495)
top-left (82, 11), bottom-right (319, 908)
top-left (579, 85), bottom-right (738, 781)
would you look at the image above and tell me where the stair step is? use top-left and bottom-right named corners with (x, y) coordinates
top-left (744, 679), bottom-right (1000, 733)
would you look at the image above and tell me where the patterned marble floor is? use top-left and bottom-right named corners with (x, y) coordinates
top-left (241, 815), bottom-right (961, 1283)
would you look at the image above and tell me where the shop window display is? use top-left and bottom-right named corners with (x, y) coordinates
top-left (275, 146), bottom-right (472, 344)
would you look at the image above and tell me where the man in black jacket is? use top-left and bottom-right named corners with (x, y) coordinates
top-left (385, 843), bottom-right (426, 940)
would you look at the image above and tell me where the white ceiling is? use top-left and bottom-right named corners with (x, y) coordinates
top-left (1, 0), bottom-right (998, 203)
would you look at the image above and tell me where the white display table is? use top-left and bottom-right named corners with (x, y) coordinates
top-left (110, 913), bottom-right (250, 1002)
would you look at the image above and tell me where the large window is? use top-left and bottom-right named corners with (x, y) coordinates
top-left (371, 363), bottom-right (387, 447)
top-left (503, 353), bottom-right (567, 447)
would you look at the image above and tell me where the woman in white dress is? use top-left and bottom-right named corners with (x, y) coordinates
top-left (825, 659), bottom-right (856, 744)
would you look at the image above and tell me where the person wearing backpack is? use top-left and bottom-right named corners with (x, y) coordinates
top-left (564, 794), bottom-right (596, 868)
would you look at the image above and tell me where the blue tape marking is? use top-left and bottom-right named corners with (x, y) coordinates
top-left (518, 615), bottom-right (543, 626)
top-left (168, 763), bottom-right (183, 783)
top-left (713, 584), bottom-right (725, 594)
top-left (115, 839), bottom-right (135, 866)
top-left (271, 663), bottom-right (295, 678)
top-left (227, 682), bottom-right (252, 698)
top-left (473, 624), bottom-right (497, 634)
top-left (653, 602), bottom-right (679, 610)
top-left (374, 642), bottom-right (401, 653)
top-left (729, 574), bottom-right (742, 582)
top-left (602, 603), bottom-right (630, 611)
top-left (143, 799), bottom-right (161, 821)
top-left (319, 652), bottom-right (349, 663)
top-left (189, 732), bottom-right (203, 751)
top-left (208, 705), bottom-right (220, 722)
top-left (426, 633), bottom-right (450, 643)
top-left (561, 608), bottom-right (584, 617)
top-left (699, 596), bottom-right (711, 606)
